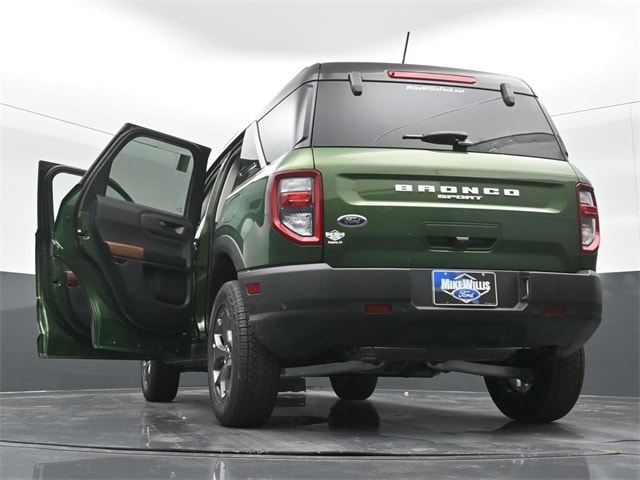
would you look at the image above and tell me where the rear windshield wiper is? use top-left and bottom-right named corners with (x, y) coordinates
top-left (402, 131), bottom-right (473, 151)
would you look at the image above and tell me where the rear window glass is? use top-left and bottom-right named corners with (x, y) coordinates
top-left (312, 81), bottom-right (564, 160)
top-left (258, 84), bottom-right (315, 163)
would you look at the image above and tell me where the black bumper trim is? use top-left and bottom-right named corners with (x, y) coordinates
top-left (238, 265), bottom-right (601, 361)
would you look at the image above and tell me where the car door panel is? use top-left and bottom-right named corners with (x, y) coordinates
top-left (36, 124), bottom-right (210, 359)
top-left (88, 195), bottom-right (194, 332)
top-left (36, 163), bottom-right (140, 358)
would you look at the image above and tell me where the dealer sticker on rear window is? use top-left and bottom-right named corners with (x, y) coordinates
top-left (432, 271), bottom-right (498, 307)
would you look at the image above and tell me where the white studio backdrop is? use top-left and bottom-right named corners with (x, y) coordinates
top-left (1, 0), bottom-right (639, 275)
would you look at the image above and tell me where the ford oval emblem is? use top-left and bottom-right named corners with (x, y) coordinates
top-left (452, 289), bottom-right (481, 302)
top-left (337, 214), bottom-right (368, 228)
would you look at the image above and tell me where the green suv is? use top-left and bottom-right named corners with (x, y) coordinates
top-left (36, 62), bottom-right (602, 427)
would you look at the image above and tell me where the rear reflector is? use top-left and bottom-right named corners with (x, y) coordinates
top-left (365, 304), bottom-right (392, 314)
top-left (543, 306), bottom-right (566, 317)
top-left (246, 283), bottom-right (261, 295)
top-left (387, 70), bottom-right (477, 84)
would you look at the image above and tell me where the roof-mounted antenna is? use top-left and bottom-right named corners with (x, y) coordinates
top-left (402, 31), bottom-right (411, 64)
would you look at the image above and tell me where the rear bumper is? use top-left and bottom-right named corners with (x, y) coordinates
top-left (238, 265), bottom-right (601, 361)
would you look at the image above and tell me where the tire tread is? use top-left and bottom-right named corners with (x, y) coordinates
top-left (485, 348), bottom-right (585, 423)
top-left (330, 373), bottom-right (378, 401)
top-left (209, 281), bottom-right (280, 427)
top-left (141, 360), bottom-right (180, 403)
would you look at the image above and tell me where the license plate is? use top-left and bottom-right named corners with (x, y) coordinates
top-left (432, 270), bottom-right (498, 306)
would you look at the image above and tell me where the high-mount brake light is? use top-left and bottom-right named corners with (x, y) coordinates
top-left (577, 183), bottom-right (600, 254)
top-left (387, 70), bottom-right (477, 84)
top-left (269, 170), bottom-right (323, 245)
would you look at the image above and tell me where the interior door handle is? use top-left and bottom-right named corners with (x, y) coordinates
top-left (141, 214), bottom-right (189, 239)
top-left (158, 220), bottom-right (185, 235)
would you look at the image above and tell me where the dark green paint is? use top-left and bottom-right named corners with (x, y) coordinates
top-left (314, 147), bottom-right (591, 272)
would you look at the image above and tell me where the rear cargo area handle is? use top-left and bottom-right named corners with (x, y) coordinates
top-left (424, 235), bottom-right (496, 251)
top-left (422, 222), bottom-right (499, 251)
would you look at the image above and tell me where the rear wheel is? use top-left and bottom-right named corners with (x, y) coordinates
top-left (484, 347), bottom-right (585, 423)
top-left (208, 281), bottom-right (280, 427)
top-left (330, 373), bottom-right (378, 400)
top-left (141, 360), bottom-right (180, 402)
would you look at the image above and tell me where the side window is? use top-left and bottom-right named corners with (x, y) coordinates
top-left (209, 124), bottom-right (270, 223)
top-left (214, 144), bottom-right (243, 222)
top-left (200, 160), bottom-right (225, 221)
top-left (233, 159), bottom-right (260, 189)
top-left (51, 172), bottom-right (129, 225)
top-left (200, 178), bottom-right (216, 222)
top-left (257, 83), bottom-right (316, 163)
top-left (46, 173), bottom-right (131, 233)
top-left (105, 137), bottom-right (194, 216)
top-left (233, 123), bottom-right (263, 189)
top-left (51, 172), bottom-right (83, 223)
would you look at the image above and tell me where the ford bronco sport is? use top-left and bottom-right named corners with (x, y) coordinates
top-left (36, 62), bottom-right (602, 427)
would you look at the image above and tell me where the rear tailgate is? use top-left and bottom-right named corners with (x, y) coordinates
top-left (315, 148), bottom-right (581, 272)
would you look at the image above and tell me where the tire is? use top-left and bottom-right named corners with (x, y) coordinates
top-left (208, 281), bottom-right (280, 427)
top-left (330, 373), bottom-right (378, 401)
top-left (140, 360), bottom-right (180, 402)
top-left (484, 347), bottom-right (585, 423)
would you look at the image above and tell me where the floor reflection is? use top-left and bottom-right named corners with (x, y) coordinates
top-left (27, 449), bottom-right (602, 480)
top-left (0, 389), bottom-right (635, 480)
top-left (328, 400), bottom-right (381, 433)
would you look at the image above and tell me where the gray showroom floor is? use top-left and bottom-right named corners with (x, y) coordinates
top-left (0, 387), bottom-right (638, 480)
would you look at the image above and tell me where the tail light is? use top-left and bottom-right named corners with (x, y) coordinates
top-left (270, 170), bottom-right (322, 245)
top-left (577, 183), bottom-right (600, 253)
